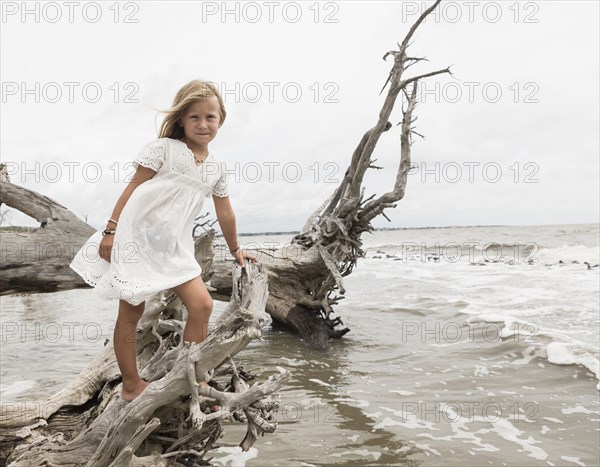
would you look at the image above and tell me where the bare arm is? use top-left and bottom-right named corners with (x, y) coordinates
top-left (213, 195), bottom-right (238, 252)
top-left (213, 195), bottom-right (257, 266)
top-left (98, 165), bottom-right (156, 262)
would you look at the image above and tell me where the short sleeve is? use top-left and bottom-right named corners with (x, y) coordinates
top-left (134, 139), bottom-right (166, 173)
top-left (209, 170), bottom-right (229, 198)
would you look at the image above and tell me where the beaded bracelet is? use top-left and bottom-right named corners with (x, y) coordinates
top-left (230, 245), bottom-right (241, 256)
top-left (107, 218), bottom-right (118, 226)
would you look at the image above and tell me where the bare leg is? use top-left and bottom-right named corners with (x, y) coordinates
top-left (173, 275), bottom-right (213, 344)
top-left (172, 276), bottom-right (219, 409)
top-left (114, 299), bottom-right (149, 401)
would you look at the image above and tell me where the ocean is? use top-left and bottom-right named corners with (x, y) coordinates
top-left (1, 223), bottom-right (598, 466)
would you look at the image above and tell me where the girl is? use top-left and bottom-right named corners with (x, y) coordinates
top-left (69, 80), bottom-right (257, 402)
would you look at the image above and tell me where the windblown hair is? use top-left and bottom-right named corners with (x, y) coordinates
top-left (157, 80), bottom-right (226, 140)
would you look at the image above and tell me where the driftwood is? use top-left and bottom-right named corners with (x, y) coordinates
top-left (0, 1), bottom-right (451, 349)
top-left (1, 261), bottom-right (290, 465)
top-left (0, 171), bottom-right (96, 294)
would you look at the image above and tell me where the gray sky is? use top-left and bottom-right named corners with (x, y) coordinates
top-left (1, 0), bottom-right (598, 233)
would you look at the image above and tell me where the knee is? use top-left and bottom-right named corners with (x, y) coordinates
top-left (186, 295), bottom-right (213, 317)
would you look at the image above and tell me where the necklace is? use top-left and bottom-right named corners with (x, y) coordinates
top-left (178, 139), bottom-right (209, 166)
top-left (192, 151), bottom-right (209, 166)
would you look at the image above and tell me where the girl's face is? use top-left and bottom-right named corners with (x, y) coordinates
top-left (179, 96), bottom-right (222, 147)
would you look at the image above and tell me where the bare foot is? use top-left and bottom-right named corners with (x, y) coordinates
top-left (122, 378), bottom-right (149, 402)
top-left (199, 381), bottom-right (221, 412)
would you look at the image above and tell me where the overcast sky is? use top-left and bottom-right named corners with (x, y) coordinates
top-left (1, 0), bottom-right (598, 233)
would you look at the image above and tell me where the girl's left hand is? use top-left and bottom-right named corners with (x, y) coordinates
top-left (233, 249), bottom-right (258, 267)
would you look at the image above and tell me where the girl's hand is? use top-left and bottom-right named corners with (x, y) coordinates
top-left (233, 248), bottom-right (257, 267)
top-left (99, 234), bottom-right (114, 263)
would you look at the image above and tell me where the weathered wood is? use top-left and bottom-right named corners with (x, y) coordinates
top-left (209, 244), bottom-right (349, 348)
top-left (1, 263), bottom-right (291, 466)
top-left (0, 179), bottom-right (95, 294)
top-left (286, 0), bottom-right (451, 345)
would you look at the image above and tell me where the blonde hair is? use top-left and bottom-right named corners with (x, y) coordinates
top-left (157, 80), bottom-right (226, 140)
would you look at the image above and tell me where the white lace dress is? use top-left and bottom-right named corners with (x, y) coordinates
top-left (69, 137), bottom-right (229, 305)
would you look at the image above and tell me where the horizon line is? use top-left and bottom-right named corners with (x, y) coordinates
top-left (230, 222), bottom-right (600, 237)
